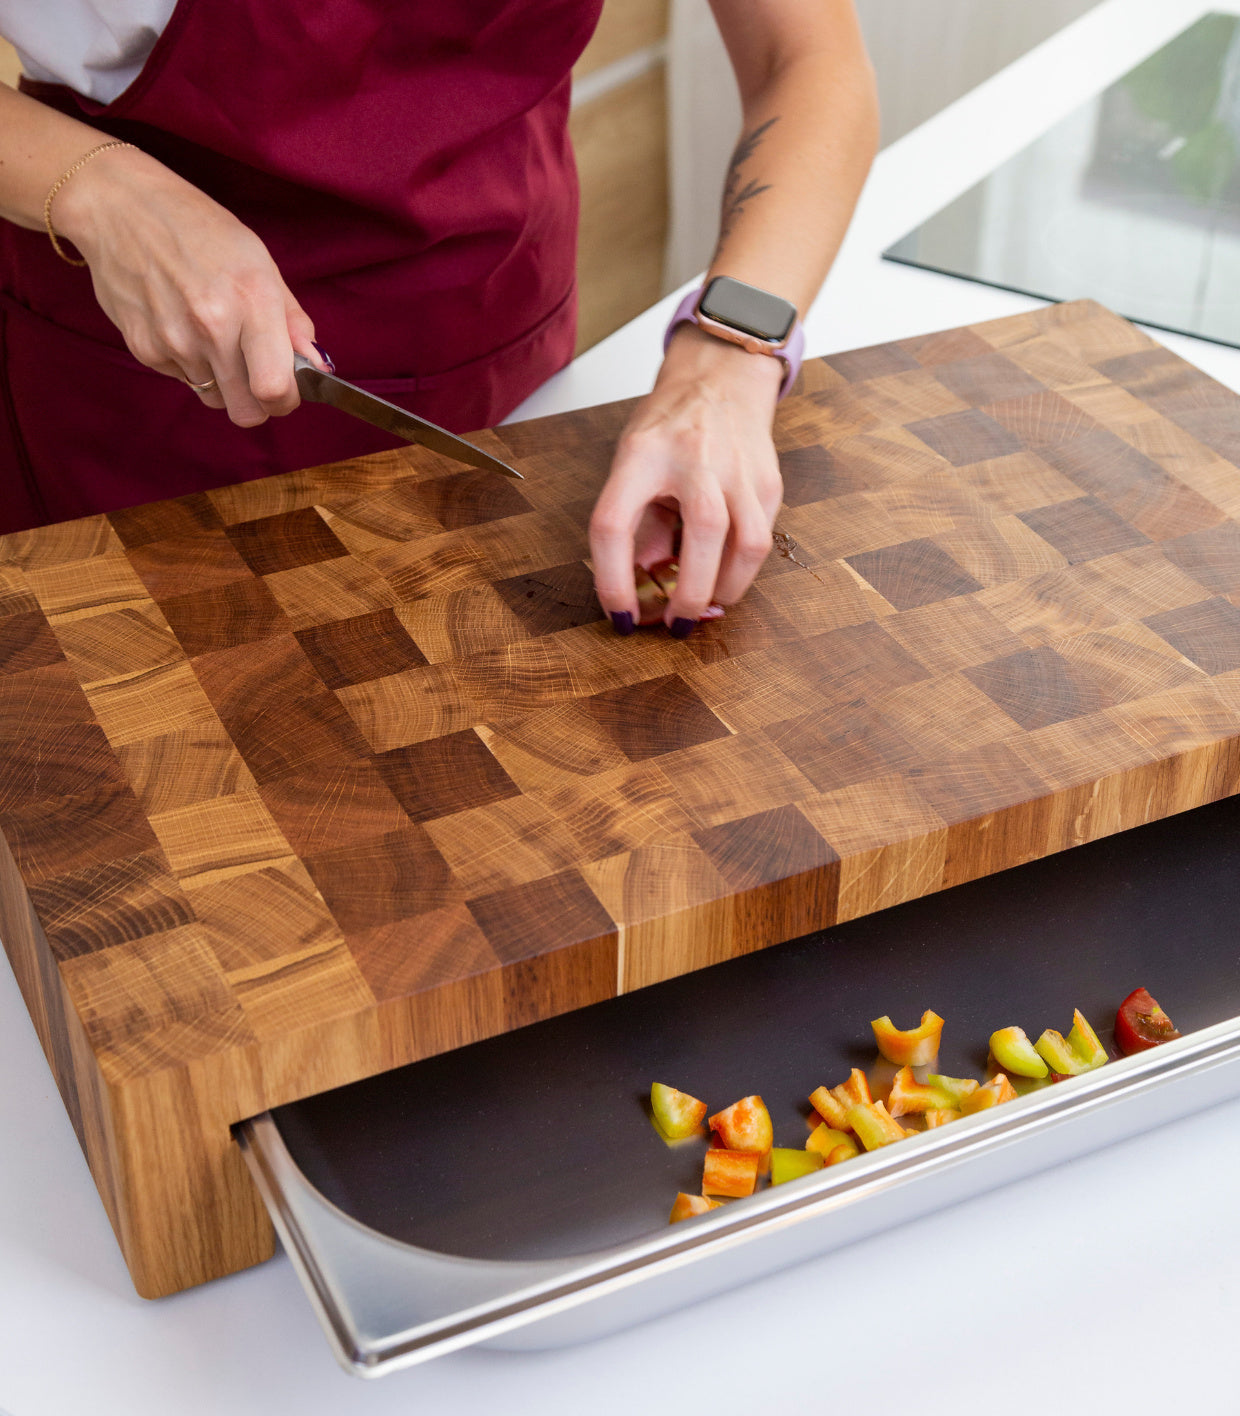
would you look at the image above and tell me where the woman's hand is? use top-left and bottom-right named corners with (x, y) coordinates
top-left (53, 145), bottom-right (325, 424)
top-left (589, 323), bottom-right (784, 637)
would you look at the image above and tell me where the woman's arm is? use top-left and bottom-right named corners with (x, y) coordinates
top-left (588, 0), bottom-right (879, 635)
top-left (0, 82), bottom-right (322, 424)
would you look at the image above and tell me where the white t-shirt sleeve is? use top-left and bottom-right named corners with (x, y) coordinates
top-left (1, 0), bottom-right (177, 104)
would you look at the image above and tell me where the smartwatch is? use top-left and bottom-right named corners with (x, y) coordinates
top-left (663, 275), bottom-right (805, 398)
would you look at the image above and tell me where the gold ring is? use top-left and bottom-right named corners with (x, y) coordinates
top-left (185, 376), bottom-right (218, 394)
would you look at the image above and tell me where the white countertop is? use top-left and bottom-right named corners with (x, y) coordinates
top-left (4, 2), bottom-right (1240, 1410)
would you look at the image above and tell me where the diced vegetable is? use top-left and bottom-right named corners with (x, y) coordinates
top-left (833, 1068), bottom-right (873, 1107)
top-left (871, 1011), bottom-right (945, 1066)
top-left (989, 1026), bottom-right (1049, 1079)
top-left (959, 1073), bottom-right (1018, 1113)
top-left (922, 1108), bottom-right (961, 1128)
top-left (1066, 1010), bottom-right (1107, 1067)
top-left (1034, 1008), bottom-right (1108, 1076)
top-left (925, 1073), bottom-right (980, 1107)
top-left (669, 1193), bottom-right (721, 1223)
top-left (703, 1148), bottom-right (761, 1198)
top-left (652, 995), bottom-right (1121, 1222)
top-left (634, 565), bottom-right (668, 625)
top-left (826, 1138), bottom-right (861, 1164)
top-left (806, 1123), bottom-right (853, 1159)
top-left (887, 1066), bottom-right (961, 1117)
top-left (1115, 987), bottom-right (1181, 1055)
top-left (709, 1095), bottom-right (773, 1155)
top-left (770, 1147), bottom-right (825, 1185)
top-left (648, 558), bottom-right (680, 597)
top-left (650, 1082), bottom-right (708, 1139)
top-left (846, 1100), bottom-right (908, 1151)
top-left (808, 1084), bottom-right (851, 1131)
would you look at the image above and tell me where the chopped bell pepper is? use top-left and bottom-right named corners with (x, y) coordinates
top-left (806, 1123), bottom-right (852, 1159)
top-left (833, 1068), bottom-right (873, 1107)
top-left (827, 1139), bottom-right (861, 1164)
top-left (846, 1099), bottom-right (909, 1151)
top-left (1034, 1008), bottom-right (1108, 1076)
top-left (925, 1073), bottom-right (980, 1107)
top-left (871, 1010), bottom-right (945, 1066)
top-left (959, 1073), bottom-right (1018, 1113)
top-left (923, 1108), bottom-right (961, 1128)
top-left (709, 1095), bottom-right (773, 1155)
top-left (669, 1192), bottom-right (721, 1223)
top-left (650, 1082), bottom-right (708, 1139)
top-left (808, 1085), bottom-right (850, 1131)
top-left (989, 1026), bottom-right (1050, 1079)
top-left (887, 1066), bottom-right (962, 1117)
top-left (648, 557), bottom-right (680, 597)
top-left (770, 1147), bottom-right (825, 1185)
top-left (634, 565), bottom-right (668, 625)
top-left (703, 1148), bottom-right (761, 1198)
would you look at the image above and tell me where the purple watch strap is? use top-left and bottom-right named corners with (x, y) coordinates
top-left (663, 287), bottom-right (805, 399)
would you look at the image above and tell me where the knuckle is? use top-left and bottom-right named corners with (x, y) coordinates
top-left (192, 299), bottom-right (232, 341)
top-left (687, 507), bottom-right (728, 539)
top-left (588, 509), bottom-right (628, 544)
top-left (250, 374), bottom-right (293, 405)
top-left (758, 469), bottom-right (783, 501)
top-left (127, 336), bottom-right (161, 369)
top-left (733, 533), bottom-right (774, 565)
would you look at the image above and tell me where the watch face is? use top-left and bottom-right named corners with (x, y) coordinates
top-left (698, 276), bottom-right (796, 343)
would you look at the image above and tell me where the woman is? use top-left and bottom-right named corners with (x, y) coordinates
top-left (0, 0), bottom-right (877, 636)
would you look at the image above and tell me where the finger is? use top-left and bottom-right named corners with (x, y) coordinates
top-left (239, 292), bottom-right (299, 418)
top-left (663, 491), bottom-right (729, 631)
top-left (285, 293), bottom-right (332, 372)
top-left (589, 465), bottom-right (662, 627)
top-left (711, 489), bottom-right (776, 605)
top-left (211, 337), bottom-right (269, 428)
top-left (162, 358), bottom-right (227, 412)
top-left (187, 374), bottom-right (227, 412)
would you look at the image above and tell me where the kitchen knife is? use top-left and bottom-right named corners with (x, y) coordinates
top-left (293, 354), bottom-right (522, 479)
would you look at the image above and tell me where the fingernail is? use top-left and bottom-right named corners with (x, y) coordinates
top-left (609, 611), bottom-right (635, 637)
top-left (311, 341), bottom-right (336, 373)
top-left (669, 617), bottom-right (695, 640)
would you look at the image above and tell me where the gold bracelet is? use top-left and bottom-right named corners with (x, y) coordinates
top-left (43, 140), bottom-right (138, 267)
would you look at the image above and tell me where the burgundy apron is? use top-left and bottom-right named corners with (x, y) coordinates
top-left (0, 0), bottom-right (602, 533)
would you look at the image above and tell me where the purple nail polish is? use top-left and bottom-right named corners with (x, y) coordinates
top-left (669, 617), bottom-right (695, 640)
top-left (609, 611), bottom-right (635, 636)
top-left (311, 341), bottom-right (336, 374)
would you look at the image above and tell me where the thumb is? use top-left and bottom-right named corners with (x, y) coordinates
top-left (285, 295), bottom-right (331, 373)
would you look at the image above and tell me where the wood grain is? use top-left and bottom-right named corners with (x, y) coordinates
top-left (5, 300), bottom-right (1240, 1298)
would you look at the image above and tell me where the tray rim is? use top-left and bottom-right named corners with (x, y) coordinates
top-left (237, 1010), bottom-right (1240, 1377)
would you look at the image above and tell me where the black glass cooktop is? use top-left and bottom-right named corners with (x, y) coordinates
top-left (885, 13), bottom-right (1240, 348)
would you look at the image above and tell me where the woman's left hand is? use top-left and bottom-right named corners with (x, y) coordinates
top-left (589, 323), bottom-right (784, 637)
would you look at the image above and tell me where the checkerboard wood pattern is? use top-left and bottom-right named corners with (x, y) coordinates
top-left (4, 299), bottom-right (1240, 1297)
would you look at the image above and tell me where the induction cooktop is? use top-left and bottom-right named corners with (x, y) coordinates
top-left (884, 13), bottom-right (1240, 348)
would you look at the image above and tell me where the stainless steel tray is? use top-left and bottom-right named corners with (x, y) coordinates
top-left (238, 794), bottom-right (1240, 1378)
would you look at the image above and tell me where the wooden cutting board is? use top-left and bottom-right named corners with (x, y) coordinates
top-left (4, 299), bottom-right (1240, 1298)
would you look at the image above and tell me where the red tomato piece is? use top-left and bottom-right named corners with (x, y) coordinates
top-left (1114, 987), bottom-right (1181, 1055)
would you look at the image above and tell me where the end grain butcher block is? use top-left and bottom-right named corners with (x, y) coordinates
top-left (5, 299), bottom-right (1240, 1298)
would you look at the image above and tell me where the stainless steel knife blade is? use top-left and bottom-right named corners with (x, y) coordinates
top-left (293, 355), bottom-right (522, 479)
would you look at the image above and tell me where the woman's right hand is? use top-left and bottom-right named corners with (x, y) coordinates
top-left (53, 144), bottom-right (325, 425)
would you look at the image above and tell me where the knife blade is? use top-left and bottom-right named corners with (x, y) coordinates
top-left (293, 355), bottom-right (522, 479)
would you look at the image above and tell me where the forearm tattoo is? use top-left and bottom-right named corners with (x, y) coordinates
top-left (716, 116), bottom-right (779, 249)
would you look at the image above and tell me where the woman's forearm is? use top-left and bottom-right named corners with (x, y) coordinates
top-left (703, 0), bottom-right (880, 317)
top-left (0, 82), bottom-right (122, 232)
